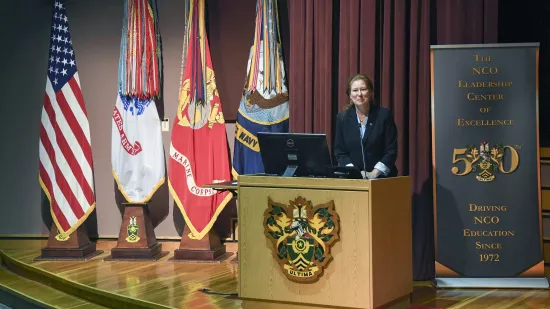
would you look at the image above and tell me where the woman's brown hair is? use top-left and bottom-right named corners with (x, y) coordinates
top-left (344, 74), bottom-right (374, 110)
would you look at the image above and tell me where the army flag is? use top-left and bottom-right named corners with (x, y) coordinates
top-left (111, 0), bottom-right (165, 203)
top-left (39, 1), bottom-right (96, 237)
top-left (232, 0), bottom-right (289, 178)
top-left (168, 0), bottom-right (232, 240)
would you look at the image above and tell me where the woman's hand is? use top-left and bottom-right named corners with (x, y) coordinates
top-left (364, 169), bottom-right (382, 179)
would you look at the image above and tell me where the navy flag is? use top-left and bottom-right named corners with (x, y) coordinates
top-left (232, 0), bottom-right (289, 178)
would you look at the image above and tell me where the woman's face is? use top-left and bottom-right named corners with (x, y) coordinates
top-left (349, 79), bottom-right (372, 107)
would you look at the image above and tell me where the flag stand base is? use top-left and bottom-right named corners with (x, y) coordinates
top-left (105, 202), bottom-right (168, 261)
top-left (170, 225), bottom-right (228, 262)
top-left (34, 224), bottom-right (103, 261)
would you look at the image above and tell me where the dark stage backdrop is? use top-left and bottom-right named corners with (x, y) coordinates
top-left (1, 0), bottom-right (547, 281)
top-left (286, 0), bottom-right (511, 281)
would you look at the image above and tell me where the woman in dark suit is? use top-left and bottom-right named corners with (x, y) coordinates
top-left (333, 74), bottom-right (398, 179)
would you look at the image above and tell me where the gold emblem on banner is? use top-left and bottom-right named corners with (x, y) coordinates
top-left (126, 216), bottom-right (140, 243)
top-left (264, 197), bottom-right (340, 283)
top-left (177, 67), bottom-right (224, 129)
top-left (451, 141), bottom-right (520, 182)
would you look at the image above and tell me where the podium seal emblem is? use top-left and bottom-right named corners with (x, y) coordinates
top-left (264, 196), bottom-right (340, 283)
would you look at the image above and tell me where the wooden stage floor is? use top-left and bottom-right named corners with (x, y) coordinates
top-left (2, 247), bottom-right (550, 309)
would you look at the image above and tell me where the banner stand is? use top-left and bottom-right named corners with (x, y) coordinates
top-left (436, 278), bottom-right (549, 289)
top-left (431, 43), bottom-right (547, 288)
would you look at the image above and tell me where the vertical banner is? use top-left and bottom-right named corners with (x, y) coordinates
top-left (431, 43), bottom-right (548, 288)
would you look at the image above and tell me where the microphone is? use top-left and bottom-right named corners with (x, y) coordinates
top-left (358, 122), bottom-right (367, 179)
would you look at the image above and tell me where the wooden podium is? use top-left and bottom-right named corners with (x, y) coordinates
top-left (237, 175), bottom-right (412, 309)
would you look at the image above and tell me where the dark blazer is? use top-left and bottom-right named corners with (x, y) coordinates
top-left (333, 104), bottom-right (398, 177)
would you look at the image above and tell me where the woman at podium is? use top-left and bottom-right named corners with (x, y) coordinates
top-left (333, 74), bottom-right (398, 179)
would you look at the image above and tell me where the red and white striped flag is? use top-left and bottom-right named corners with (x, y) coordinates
top-left (39, 1), bottom-right (95, 237)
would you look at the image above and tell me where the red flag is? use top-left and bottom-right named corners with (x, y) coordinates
top-left (168, 0), bottom-right (232, 240)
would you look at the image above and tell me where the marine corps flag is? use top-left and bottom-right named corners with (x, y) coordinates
top-left (232, 0), bottom-right (289, 178)
top-left (111, 0), bottom-right (165, 203)
top-left (168, 0), bottom-right (232, 240)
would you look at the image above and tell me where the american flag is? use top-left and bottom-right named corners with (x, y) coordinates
top-left (39, 1), bottom-right (95, 237)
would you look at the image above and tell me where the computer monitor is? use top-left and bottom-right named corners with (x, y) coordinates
top-left (257, 132), bottom-right (333, 178)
